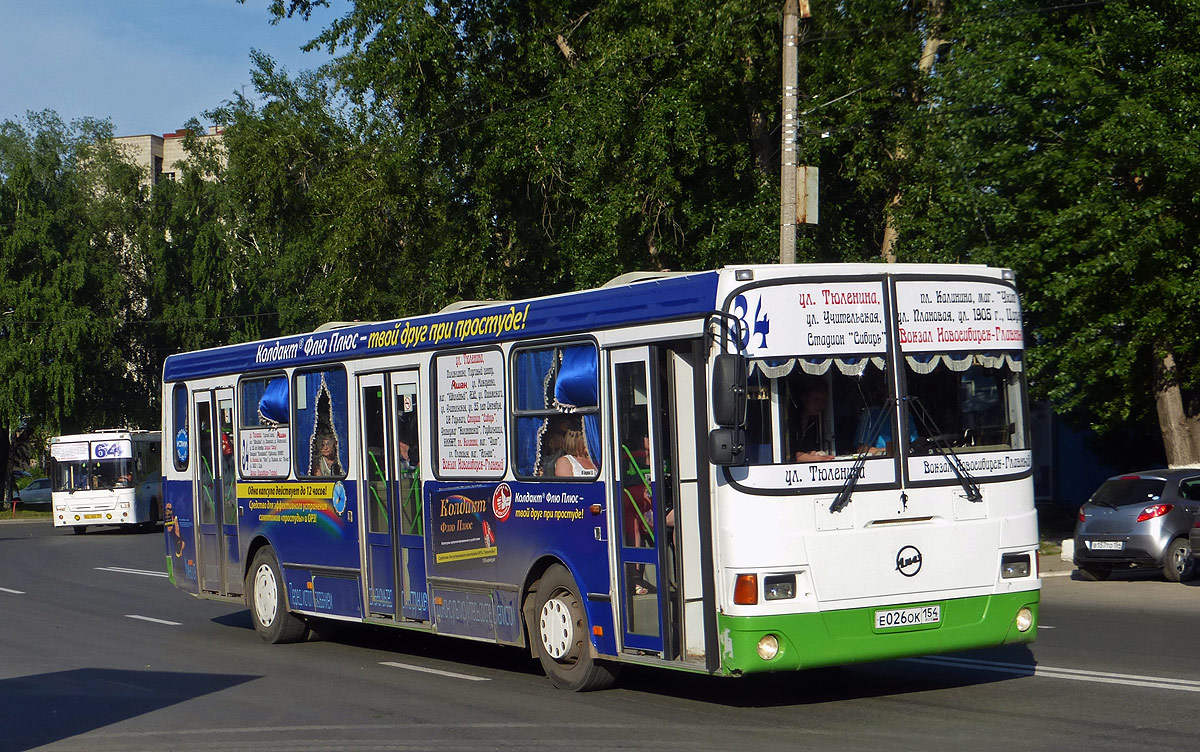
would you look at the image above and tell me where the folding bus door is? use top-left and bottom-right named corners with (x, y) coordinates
top-left (360, 374), bottom-right (398, 618)
top-left (194, 388), bottom-right (239, 595)
top-left (609, 347), bottom-right (670, 656)
top-left (391, 373), bottom-right (428, 622)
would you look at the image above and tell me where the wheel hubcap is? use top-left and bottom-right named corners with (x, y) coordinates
top-left (539, 594), bottom-right (574, 661)
top-left (253, 563), bottom-right (278, 627)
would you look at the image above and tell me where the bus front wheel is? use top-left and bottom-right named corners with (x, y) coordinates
top-left (531, 564), bottom-right (618, 691)
top-left (247, 546), bottom-right (307, 644)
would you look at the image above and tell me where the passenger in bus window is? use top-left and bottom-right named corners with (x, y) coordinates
top-left (792, 380), bottom-right (834, 463)
top-left (397, 411), bottom-right (419, 470)
top-left (538, 416), bottom-right (570, 477)
top-left (554, 422), bottom-right (597, 478)
top-left (312, 435), bottom-right (343, 476)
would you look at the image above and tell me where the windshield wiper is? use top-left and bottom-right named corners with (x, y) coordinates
top-left (906, 397), bottom-right (982, 503)
top-left (830, 399), bottom-right (895, 514)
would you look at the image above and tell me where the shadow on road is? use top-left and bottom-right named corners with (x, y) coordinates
top-left (0, 668), bottom-right (257, 751)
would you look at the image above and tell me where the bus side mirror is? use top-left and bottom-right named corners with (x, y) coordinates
top-left (709, 428), bottom-right (746, 466)
top-left (712, 354), bottom-right (747, 428)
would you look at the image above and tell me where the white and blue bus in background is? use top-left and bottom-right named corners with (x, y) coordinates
top-left (50, 429), bottom-right (163, 534)
top-left (162, 264), bottom-right (1040, 690)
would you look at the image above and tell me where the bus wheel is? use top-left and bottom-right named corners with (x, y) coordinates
top-left (72, 526), bottom-right (87, 535)
top-left (531, 564), bottom-right (618, 691)
top-left (247, 547), bottom-right (307, 644)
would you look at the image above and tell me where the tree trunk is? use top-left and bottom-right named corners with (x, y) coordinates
top-left (1154, 353), bottom-right (1200, 466)
top-left (879, 0), bottom-right (945, 263)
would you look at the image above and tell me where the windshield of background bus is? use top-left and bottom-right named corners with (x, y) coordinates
top-left (52, 457), bottom-right (136, 491)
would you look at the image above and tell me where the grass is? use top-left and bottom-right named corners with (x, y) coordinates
top-left (3, 507), bottom-right (52, 520)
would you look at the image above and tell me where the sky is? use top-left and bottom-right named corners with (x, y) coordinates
top-left (0, 0), bottom-right (348, 137)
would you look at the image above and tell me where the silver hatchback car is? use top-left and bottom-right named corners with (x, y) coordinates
top-left (1073, 469), bottom-right (1200, 582)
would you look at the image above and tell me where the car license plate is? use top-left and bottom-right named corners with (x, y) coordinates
top-left (875, 605), bottom-right (941, 629)
top-left (83, 514), bottom-right (102, 520)
top-left (1088, 540), bottom-right (1123, 551)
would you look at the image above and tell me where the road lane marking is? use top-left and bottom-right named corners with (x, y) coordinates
top-left (1040, 570), bottom-right (1072, 578)
top-left (905, 655), bottom-right (1200, 692)
top-left (96, 566), bottom-right (169, 578)
top-left (0, 587), bottom-right (24, 594)
top-left (125, 614), bottom-right (182, 626)
top-left (380, 661), bottom-right (490, 682)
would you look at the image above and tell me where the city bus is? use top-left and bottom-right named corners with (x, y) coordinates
top-left (161, 264), bottom-right (1039, 690)
top-left (49, 429), bottom-right (163, 534)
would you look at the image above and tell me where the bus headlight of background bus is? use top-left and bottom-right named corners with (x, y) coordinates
top-left (756, 634), bottom-right (780, 660)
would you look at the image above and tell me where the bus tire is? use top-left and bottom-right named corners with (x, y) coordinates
top-left (73, 526), bottom-right (87, 535)
top-left (531, 564), bottom-right (618, 691)
top-left (247, 547), bottom-right (307, 644)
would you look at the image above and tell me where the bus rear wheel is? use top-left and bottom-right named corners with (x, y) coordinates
top-left (531, 564), bottom-right (618, 691)
top-left (247, 546), bottom-right (307, 644)
top-left (72, 526), bottom-right (87, 535)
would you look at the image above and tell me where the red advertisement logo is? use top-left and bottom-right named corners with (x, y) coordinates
top-left (492, 482), bottom-right (513, 522)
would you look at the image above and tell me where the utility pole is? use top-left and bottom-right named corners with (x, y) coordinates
top-left (779, 0), bottom-right (799, 263)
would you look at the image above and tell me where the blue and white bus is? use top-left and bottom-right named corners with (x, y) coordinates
top-left (162, 264), bottom-right (1039, 690)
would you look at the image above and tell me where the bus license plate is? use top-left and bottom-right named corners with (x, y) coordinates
top-left (1088, 540), bottom-right (1123, 551)
top-left (875, 605), bottom-right (941, 629)
top-left (83, 514), bottom-right (102, 520)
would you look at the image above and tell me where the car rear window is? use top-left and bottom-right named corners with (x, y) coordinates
top-left (1091, 477), bottom-right (1165, 507)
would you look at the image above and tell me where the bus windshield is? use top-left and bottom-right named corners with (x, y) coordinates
top-left (50, 441), bottom-right (137, 492)
top-left (742, 357), bottom-right (893, 464)
top-left (904, 352), bottom-right (1027, 454)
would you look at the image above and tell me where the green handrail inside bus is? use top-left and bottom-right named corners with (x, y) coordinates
top-left (367, 450), bottom-right (389, 528)
top-left (402, 466), bottom-right (422, 535)
top-left (621, 444), bottom-right (655, 544)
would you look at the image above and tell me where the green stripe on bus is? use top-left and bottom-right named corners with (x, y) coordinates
top-left (716, 590), bottom-right (1039, 675)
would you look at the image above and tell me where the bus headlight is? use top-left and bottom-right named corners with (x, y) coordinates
top-left (119, 501), bottom-right (131, 509)
top-left (1001, 553), bottom-right (1031, 579)
top-left (756, 634), bottom-right (780, 661)
top-left (1015, 607), bottom-right (1033, 632)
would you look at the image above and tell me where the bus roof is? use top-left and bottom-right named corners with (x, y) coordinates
top-left (162, 263), bottom-right (1014, 383)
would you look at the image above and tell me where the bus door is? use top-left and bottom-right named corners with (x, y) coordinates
top-left (194, 389), bottom-right (240, 595)
top-left (360, 374), bottom-right (397, 618)
top-left (391, 373), bottom-right (427, 621)
top-left (610, 347), bottom-right (671, 656)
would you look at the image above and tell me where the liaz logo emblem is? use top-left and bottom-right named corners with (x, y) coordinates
top-left (895, 545), bottom-right (923, 577)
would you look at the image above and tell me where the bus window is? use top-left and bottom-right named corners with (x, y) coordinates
top-left (172, 384), bottom-right (189, 471)
top-left (743, 358), bottom-right (892, 463)
top-left (904, 353), bottom-right (1027, 454)
top-left (239, 375), bottom-right (292, 479)
top-left (512, 343), bottom-right (600, 480)
top-left (295, 368), bottom-right (348, 479)
top-left (394, 382), bottom-right (421, 536)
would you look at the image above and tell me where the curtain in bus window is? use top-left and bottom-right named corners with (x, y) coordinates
top-left (554, 345), bottom-right (600, 462)
top-left (258, 377), bottom-right (289, 425)
top-left (296, 369), bottom-right (349, 478)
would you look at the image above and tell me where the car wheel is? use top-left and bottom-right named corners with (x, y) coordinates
top-left (1162, 538), bottom-right (1193, 583)
top-left (1077, 564), bottom-right (1111, 581)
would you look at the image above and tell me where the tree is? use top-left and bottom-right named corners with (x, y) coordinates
top-left (888, 0), bottom-right (1200, 465)
top-left (0, 112), bottom-right (144, 499)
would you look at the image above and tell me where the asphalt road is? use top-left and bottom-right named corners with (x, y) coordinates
top-left (1, 519), bottom-right (1197, 752)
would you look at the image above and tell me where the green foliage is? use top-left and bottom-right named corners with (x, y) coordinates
top-left (3, 0), bottom-right (1200, 462)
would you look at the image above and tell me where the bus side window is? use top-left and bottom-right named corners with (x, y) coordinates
top-left (512, 344), bottom-right (600, 480)
top-left (295, 368), bottom-right (349, 480)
